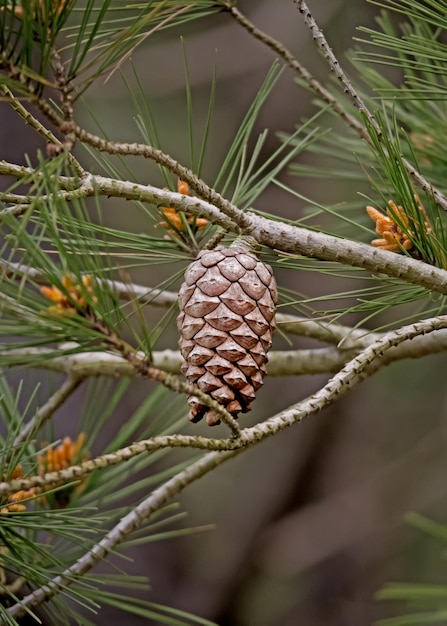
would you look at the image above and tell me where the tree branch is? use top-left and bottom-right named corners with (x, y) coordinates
top-left (295, 0), bottom-right (447, 211)
top-left (4, 321), bottom-right (447, 382)
top-left (7, 313), bottom-right (447, 619)
top-left (6, 448), bottom-right (240, 621)
top-left (3, 255), bottom-right (439, 350)
top-left (2, 256), bottom-right (439, 349)
top-left (0, 87), bottom-right (84, 176)
top-left (3, 169), bottom-right (447, 296)
top-left (3, 314), bottom-right (447, 498)
top-left (223, 0), bottom-right (447, 211)
top-left (222, 1), bottom-right (364, 137)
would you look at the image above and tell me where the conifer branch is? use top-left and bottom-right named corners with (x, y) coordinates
top-left (2, 256), bottom-right (442, 349)
top-left (6, 449), bottom-right (240, 621)
top-left (295, 0), bottom-right (447, 211)
top-left (3, 170), bottom-right (447, 295)
top-left (2, 254), bottom-right (443, 350)
top-left (0, 86), bottom-right (61, 148)
top-left (92, 319), bottom-right (242, 436)
top-left (3, 314), bottom-right (447, 497)
top-left (0, 259), bottom-right (179, 308)
top-left (258, 314), bottom-right (447, 436)
top-left (221, 1), bottom-right (364, 137)
top-left (0, 86), bottom-right (84, 175)
top-left (6, 328), bottom-right (447, 382)
top-left (222, 0), bottom-right (447, 212)
top-left (7, 313), bottom-right (447, 619)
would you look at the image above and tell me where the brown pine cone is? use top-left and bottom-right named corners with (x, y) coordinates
top-left (177, 241), bottom-right (277, 426)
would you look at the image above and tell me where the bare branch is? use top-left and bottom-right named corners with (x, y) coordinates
top-left (222, 1), bottom-right (364, 137)
top-left (295, 0), bottom-right (447, 211)
top-left (4, 321), bottom-right (447, 381)
top-left (93, 319), bottom-right (242, 437)
top-left (258, 314), bottom-right (447, 436)
top-left (0, 436), bottom-right (239, 497)
top-left (0, 86), bottom-right (84, 176)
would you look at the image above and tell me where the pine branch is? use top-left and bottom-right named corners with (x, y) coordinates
top-left (295, 0), bottom-right (447, 212)
top-left (2, 255), bottom-right (441, 349)
top-left (5, 450), bottom-right (239, 621)
top-left (7, 313), bottom-right (447, 619)
top-left (3, 167), bottom-right (447, 295)
top-left (88, 316), bottom-right (242, 437)
top-left (221, 1), bottom-right (364, 137)
top-left (0, 259), bottom-right (179, 308)
top-left (223, 0), bottom-right (447, 212)
top-left (5, 325), bottom-right (447, 381)
top-left (3, 313), bottom-right (447, 498)
top-left (0, 438), bottom-right (238, 498)
top-left (2, 254), bottom-right (442, 349)
top-left (0, 86), bottom-right (84, 175)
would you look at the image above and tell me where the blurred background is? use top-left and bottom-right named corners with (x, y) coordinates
top-left (3, 1), bottom-right (447, 624)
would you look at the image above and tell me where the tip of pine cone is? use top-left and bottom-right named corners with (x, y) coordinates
top-left (187, 404), bottom-right (222, 427)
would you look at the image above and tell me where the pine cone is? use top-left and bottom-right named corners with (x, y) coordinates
top-left (177, 241), bottom-right (277, 426)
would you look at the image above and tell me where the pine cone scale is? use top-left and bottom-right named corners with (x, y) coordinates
top-left (216, 339), bottom-right (247, 361)
top-left (193, 325), bottom-right (227, 348)
top-left (200, 250), bottom-right (226, 267)
top-left (219, 283), bottom-right (257, 315)
top-left (217, 258), bottom-right (246, 281)
top-left (204, 304), bottom-right (242, 331)
top-left (238, 274), bottom-right (266, 300)
top-left (184, 264), bottom-right (208, 285)
top-left (197, 266), bottom-right (231, 296)
top-left (183, 291), bottom-right (220, 317)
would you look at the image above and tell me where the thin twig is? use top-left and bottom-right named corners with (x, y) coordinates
top-left (94, 319), bottom-right (242, 437)
top-left (295, 0), bottom-right (447, 211)
top-left (0, 86), bottom-right (84, 176)
top-left (258, 314), bottom-right (447, 437)
top-left (0, 85), bottom-right (61, 147)
top-left (50, 47), bottom-right (76, 152)
top-left (0, 436), bottom-right (241, 496)
top-left (222, 1), bottom-right (363, 137)
top-left (224, 1), bottom-right (447, 212)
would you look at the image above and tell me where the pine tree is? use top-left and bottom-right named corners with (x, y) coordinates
top-left (1, 1), bottom-right (447, 624)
